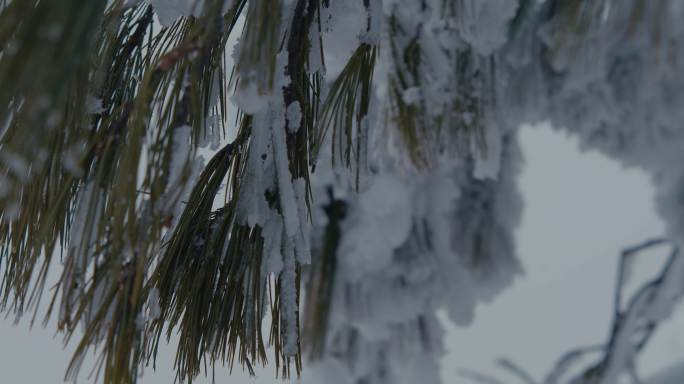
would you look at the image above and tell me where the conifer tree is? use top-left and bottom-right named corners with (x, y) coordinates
top-left (1, 1), bottom-right (684, 383)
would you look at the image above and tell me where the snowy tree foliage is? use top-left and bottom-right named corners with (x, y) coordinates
top-left (0, 0), bottom-right (683, 383)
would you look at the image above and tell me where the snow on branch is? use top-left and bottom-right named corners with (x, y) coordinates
top-left (462, 239), bottom-right (684, 384)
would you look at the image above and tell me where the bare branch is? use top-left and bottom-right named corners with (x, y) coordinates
top-left (458, 368), bottom-right (506, 384)
top-left (497, 357), bottom-right (537, 384)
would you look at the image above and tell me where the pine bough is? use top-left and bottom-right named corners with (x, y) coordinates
top-left (0, 1), bottom-right (683, 383)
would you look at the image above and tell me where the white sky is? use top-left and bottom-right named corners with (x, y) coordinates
top-left (1, 124), bottom-right (681, 383)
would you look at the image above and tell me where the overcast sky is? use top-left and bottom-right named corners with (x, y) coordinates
top-left (1, 124), bottom-right (682, 383)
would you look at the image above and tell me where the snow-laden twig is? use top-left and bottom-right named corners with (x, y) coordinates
top-left (458, 368), bottom-right (506, 384)
top-left (476, 239), bottom-right (683, 384)
top-left (545, 238), bottom-right (681, 384)
top-left (497, 357), bottom-right (537, 384)
top-left (543, 345), bottom-right (604, 384)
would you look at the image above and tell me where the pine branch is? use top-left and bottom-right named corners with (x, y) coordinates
top-left (313, 43), bottom-right (376, 177)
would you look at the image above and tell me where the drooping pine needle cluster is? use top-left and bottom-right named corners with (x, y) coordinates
top-left (0, 0), bottom-right (379, 381)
